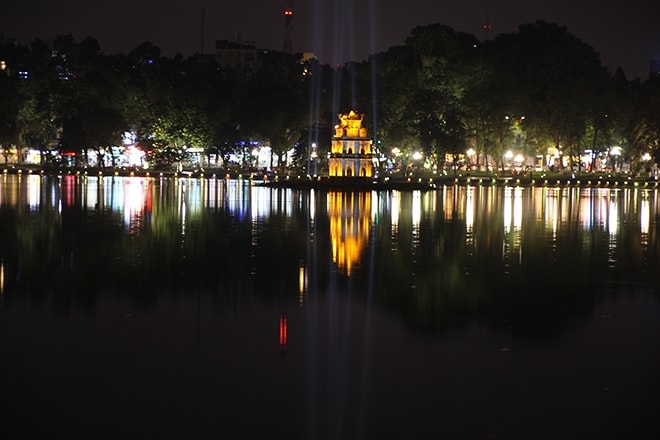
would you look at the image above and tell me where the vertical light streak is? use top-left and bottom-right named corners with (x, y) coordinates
top-left (299, 263), bottom-right (308, 306)
top-left (27, 174), bottom-right (41, 209)
top-left (123, 177), bottom-right (145, 231)
top-left (0, 259), bottom-right (4, 304)
top-left (579, 188), bottom-right (593, 229)
top-left (391, 190), bottom-right (400, 227)
top-left (608, 198), bottom-right (618, 236)
top-left (503, 186), bottom-right (513, 234)
top-left (513, 187), bottom-right (523, 231)
top-left (465, 186), bottom-right (474, 231)
top-left (640, 192), bottom-right (650, 237)
top-left (412, 190), bottom-right (421, 228)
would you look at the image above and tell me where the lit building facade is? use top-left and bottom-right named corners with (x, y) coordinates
top-left (329, 111), bottom-right (375, 177)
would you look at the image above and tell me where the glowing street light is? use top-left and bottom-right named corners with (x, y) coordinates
top-left (311, 143), bottom-right (318, 176)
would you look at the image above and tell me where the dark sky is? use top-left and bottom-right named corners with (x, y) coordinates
top-left (2, 0), bottom-right (660, 79)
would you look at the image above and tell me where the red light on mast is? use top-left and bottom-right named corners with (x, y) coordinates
top-left (284, 9), bottom-right (293, 16)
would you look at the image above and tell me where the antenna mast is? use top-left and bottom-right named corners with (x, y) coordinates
top-left (200, 5), bottom-right (206, 54)
top-left (283, 4), bottom-right (293, 52)
top-left (483, 0), bottom-right (492, 40)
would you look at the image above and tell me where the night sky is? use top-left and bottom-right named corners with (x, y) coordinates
top-left (2, 0), bottom-right (660, 79)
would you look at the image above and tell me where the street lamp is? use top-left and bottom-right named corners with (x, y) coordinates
top-left (466, 148), bottom-right (475, 169)
top-left (610, 146), bottom-right (622, 173)
top-left (311, 143), bottom-right (318, 176)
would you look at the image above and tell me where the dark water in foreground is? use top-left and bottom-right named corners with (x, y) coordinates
top-left (1, 175), bottom-right (659, 439)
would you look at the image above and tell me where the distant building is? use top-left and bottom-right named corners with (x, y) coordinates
top-left (215, 40), bottom-right (258, 71)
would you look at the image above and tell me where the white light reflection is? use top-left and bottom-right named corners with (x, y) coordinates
top-left (390, 191), bottom-right (400, 252)
top-left (27, 175), bottom-right (41, 209)
top-left (371, 190), bottom-right (378, 222)
top-left (182, 178), bottom-right (202, 215)
top-left (251, 186), bottom-right (271, 221)
top-left (412, 190), bottom-right (421, 228)
top-left (607, 194), bottom-right (619, 267)
top-left (579, 188), bottom-right (593, 229)
top-left (513, 187), bottom-right (523, 230)
top-left (465, 186), bottom-right (475, 257)
top-left (503, 187), bottom-right (513, 233)
top-left (123, 178), bottom-right (146, 231)
top-left (546, 188), bottom-right (560, 237)
top-left (608, 198), bottom-right (618, 236)
top-left (503, 187), bottom-right (524, 263)
top-left (640, 192), bottom-right (650, 237)
top-left (310, 190), bottom-right (316, 222)
top-left (391, 190), bottom-right (400, 227)
top-left (465, 186), bottom-right (474, 231)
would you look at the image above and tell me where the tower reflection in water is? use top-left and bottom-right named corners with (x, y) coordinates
top-left (328, 191), bottom-right (372, 276)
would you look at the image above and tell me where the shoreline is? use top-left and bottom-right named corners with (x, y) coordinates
top-left (2, 165), bottom-right (658, 190)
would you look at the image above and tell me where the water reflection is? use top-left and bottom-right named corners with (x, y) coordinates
top-left (328, 191), bottom-right (372, 276)
top-left (0, 176), bottom-right (659, 326)
top-left (2, 176), bottom-right (660, 438)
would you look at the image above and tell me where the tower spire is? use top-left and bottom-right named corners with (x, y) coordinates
top-left (283, 4), bottom-right (293, 52)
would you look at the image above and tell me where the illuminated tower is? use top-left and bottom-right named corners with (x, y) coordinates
top-left (283, 8), bottom-right (293, 53)
top-left (328, 110), bottom-right (375, 177)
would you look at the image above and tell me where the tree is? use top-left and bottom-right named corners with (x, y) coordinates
top-left (375, 25), bottom-right (479, 172)
top-left (236, 51), bottom-right (309, 170)
top-left (486, 22), bottom-right (606, 171)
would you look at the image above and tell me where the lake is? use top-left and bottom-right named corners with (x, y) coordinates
top-left (1, 174), bottom-right (659, 439)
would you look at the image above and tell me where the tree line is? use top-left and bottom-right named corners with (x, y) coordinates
top-left (0, 21), bottom-right (659, 173)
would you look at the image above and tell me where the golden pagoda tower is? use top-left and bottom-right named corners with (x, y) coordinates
top-left (329, 110), bottom-right (375, 177)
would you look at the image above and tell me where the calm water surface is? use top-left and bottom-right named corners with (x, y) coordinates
top-left (1, 175), bottom-right (659, 439)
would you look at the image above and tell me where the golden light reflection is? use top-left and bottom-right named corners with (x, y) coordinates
top-left (298, 263), bottom-right (308, 306)
top-left (328, 192), bottom-right (372, 276)
top-left (0, 259), bottom-right (4, 304)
